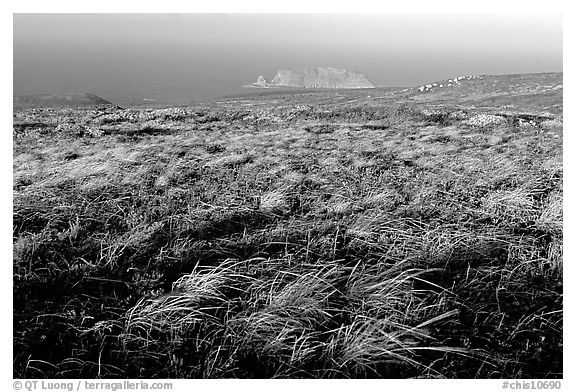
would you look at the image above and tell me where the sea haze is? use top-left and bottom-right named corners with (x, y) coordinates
top-left (13, 14), bottom-right (562, 105)
top-left (13, 42), bottom-right (265, 105)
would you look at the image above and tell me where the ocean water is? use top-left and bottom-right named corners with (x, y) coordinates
top-left (13, 58), bottom-right (259, 106)
top-left (82, 81), bottom-right (254, 106)
top-left (13, 44), bottom-right (283, 106)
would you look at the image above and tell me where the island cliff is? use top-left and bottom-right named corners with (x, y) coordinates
top-left (247, 67), bottom-right (376, 89)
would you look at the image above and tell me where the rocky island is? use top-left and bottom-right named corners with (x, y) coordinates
top-left (247, 67), bottom-right (376, 89)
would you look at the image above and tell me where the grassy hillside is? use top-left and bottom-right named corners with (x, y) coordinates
top-left (13, 73), bottom-right (562, 378)
top-left (13, 93), bottom-right (113, 109)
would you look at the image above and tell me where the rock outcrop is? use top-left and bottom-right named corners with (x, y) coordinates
top-left (253, 75), bottom-right (268, 88)
top-left (247, 67), bottom-right (375, 89)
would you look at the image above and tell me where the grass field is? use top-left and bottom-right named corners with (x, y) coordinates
top-left (13, 73), bottom-right (562, 378)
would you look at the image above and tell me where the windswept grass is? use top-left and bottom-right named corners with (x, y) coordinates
top-left (13, 77), bottom-right (562, 378)
top-left (121, 258), bottom-right (490, 378)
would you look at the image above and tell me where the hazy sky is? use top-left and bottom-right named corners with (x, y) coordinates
top-left (13, 14), bottom-right (562, 104)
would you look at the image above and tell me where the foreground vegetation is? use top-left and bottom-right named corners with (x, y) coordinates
top-left (13, 75), bottom-right (562, 378)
